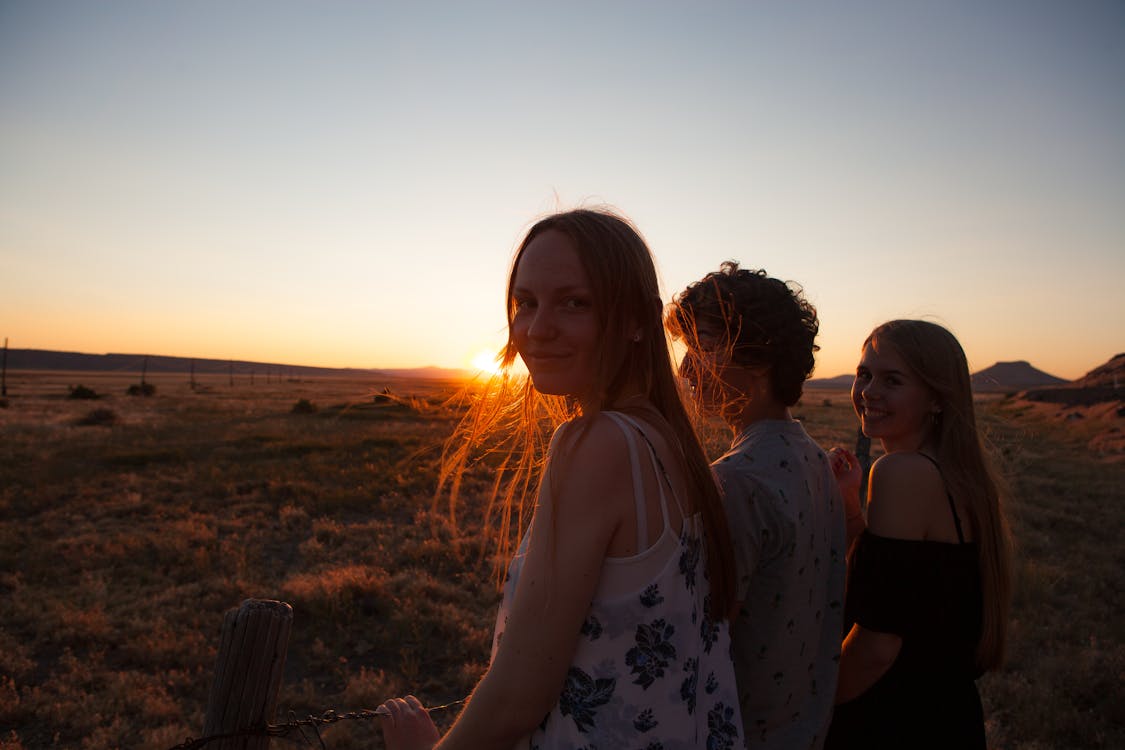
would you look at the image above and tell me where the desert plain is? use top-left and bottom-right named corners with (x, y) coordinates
top-left (0, 370), bottom-right (1121, 749)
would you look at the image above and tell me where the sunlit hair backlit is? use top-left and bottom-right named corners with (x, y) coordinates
top-left (437, 208), bottom-right (737, 620)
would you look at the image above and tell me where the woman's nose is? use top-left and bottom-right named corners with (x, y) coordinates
top-left (527, 308), bottom-right (555, 340)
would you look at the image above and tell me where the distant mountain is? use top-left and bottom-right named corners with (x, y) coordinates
top-left (373, 365), bottom-right (473, 381)
top-left (1, 348), bottom-right (471, 381)
top-left (808, 360), bottom-right (1072, 394)
top-left (806, 373), bottom-right (855, 389)
top-left (1073, 353), bottom-right (1125, 389)
top-left (970, 361), bottom-right (1067, 393)
top-left (1018, 353), bottom-right (1124, 407)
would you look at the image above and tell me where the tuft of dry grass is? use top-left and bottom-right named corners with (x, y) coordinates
top-left (0, 373), bottom-right (1120, 748)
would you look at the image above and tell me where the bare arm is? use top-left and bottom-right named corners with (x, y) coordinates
top-left (835, 623), bottom-right (902, 703)
top-left (381, 418), bottom-right (628, 750)
top-left (829, 447), bottom-right (866, 549)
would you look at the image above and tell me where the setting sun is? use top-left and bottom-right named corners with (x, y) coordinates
top-left (470, 348), bottom-right (504, 376)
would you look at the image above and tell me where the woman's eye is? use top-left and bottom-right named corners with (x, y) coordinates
top-left (563, 297), bottom-right (591, 310)
top-left (512, 297), bottom-right (534, 311)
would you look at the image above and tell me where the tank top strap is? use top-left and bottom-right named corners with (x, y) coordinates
top-left (917, 452), bottom-right (966, 544)
top-left (603, 411), bottom-right (650, 550)
top-left (603, 412), bottom-right (679, 547)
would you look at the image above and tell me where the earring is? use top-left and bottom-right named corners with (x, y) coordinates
top-left (632, 331), bottom-right (642, 343)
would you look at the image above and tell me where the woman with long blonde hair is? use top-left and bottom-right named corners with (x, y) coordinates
top-left (378, 208), bottom-right (743, 750)
top-left (825, 319), bottom-right (1013, 749)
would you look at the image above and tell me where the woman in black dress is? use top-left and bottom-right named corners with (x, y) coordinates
top-left (825, 320), bottom-right (1013, 749)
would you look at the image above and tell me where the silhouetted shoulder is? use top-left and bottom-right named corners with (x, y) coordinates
top-left (866, 452), bottom-right (946, 541)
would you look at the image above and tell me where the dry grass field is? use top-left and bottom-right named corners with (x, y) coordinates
top-left (0, 371), bottom-right (1121, 749)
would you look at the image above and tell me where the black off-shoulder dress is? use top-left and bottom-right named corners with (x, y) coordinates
top-left (825, 458), bottom-right (985, 750)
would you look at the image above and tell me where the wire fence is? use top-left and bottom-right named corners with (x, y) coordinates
top-left (162, 598), bottom-right (466, 750)
top-left (168, 701), bottom-right (465, 750)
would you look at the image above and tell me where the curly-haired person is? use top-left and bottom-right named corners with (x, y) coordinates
top-left (668, 262), bottom-right (848, 750)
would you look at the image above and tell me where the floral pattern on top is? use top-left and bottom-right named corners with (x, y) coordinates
top-left (559, 667), bottom-right (616, 733)
top-left (679, 531), bottom-right (701, 592)
top-left (707, 703), bottom-right (741, 750)
top-left (634, 708), bottom-right (658, 733)
top-left (640, 584), bottom-right (665, 608)
top-left (626, 619), bottom-right (677, 688)
top-left (490, 411), bottom-right (746, 750)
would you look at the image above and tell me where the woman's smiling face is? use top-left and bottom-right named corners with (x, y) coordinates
top-left (510, 229), bottom-right (601, 406)
top-left (851, 342), bottom-right (939, 452)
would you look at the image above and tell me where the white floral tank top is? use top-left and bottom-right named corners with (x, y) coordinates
top-left (491, 412), bottom-right (746, 750)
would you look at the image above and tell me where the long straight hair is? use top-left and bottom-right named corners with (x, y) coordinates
top-left (439, 208), bottom-right (737, 620)
top-left (866, 320), bottom-right (1013, 670)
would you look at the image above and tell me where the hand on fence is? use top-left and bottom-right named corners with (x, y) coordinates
top-left (378, 695), bottom-right (441, 750)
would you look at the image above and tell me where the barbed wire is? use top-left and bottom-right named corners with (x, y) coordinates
top-left (167, 699), bottom-right (465, 750)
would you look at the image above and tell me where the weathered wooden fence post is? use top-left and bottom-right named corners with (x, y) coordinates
top-left (202, 599), bottom-right (293, 749)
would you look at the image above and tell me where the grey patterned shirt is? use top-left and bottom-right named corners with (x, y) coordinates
top-left (712, 419), bottom-right (846, 750)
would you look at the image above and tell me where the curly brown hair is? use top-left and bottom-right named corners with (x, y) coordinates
top-left (667, 261), bottom-right (819, 406)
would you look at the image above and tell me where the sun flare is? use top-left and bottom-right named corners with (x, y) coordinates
top-left (470, 349), bottom-right (504, 376)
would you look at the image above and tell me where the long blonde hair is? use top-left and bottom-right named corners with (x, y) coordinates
top-left (439, 208), bottom-right (737, 619)
top-left (866, 319), bottom-right (1013, 670)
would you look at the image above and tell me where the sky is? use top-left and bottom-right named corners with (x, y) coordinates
top-left (1, 1), bottom-right (1122, 380)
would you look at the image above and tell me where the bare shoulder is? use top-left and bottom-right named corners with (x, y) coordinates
top-left (547, 414), bottom-right (633, 509)
top-left (552, 412), bottom-right (632, 466)
top-left (866, 453), bottom-right (946, 540)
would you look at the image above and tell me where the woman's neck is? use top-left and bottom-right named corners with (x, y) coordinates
top-left (881, 433), bottom-right (937, 455)
top-left (581, 390), bottom-right (653, 416)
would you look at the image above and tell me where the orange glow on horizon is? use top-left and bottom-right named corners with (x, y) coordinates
top-left (470, 349), bottom-right (505, 376)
